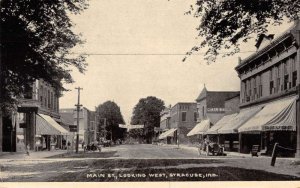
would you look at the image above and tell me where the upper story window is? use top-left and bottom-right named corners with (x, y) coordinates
top-left (48, 90), bottom-right (51, 109)
top-left (257, 74), bottom-right (262, 98)
top-left (181, 112), bottom-right (187, 122)
top-left (24, 85), bottom-right (33, 99)
top-left (291, 56), bottom-right (297, 88)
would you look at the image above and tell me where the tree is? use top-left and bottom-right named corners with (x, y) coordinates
top-left (96, 101), bottom-right (125, 141)
top-left (131, 96), bottom-right (165, 143)
top-left (0, 0), bottom-right (88, 113)
top-left (184, 0), bottom-right (300, 62)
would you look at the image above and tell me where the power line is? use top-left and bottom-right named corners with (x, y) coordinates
top-left (68, 51), bottom-right (256, 56)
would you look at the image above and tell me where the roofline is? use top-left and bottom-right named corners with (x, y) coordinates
top-left (236, 21), bottom-right (298, 71)
top-left (236, 32), bottom-right (293, 70)
top-left (196, 91), bottom-right (240, 102)
top-left (173, 102), bottom-right (197, 106)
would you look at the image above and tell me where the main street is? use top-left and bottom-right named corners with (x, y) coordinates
top-left (1, 144), bottom-right (300, 182)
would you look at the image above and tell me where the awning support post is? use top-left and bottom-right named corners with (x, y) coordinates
top-left (238, 133), bottom-right (242, 153)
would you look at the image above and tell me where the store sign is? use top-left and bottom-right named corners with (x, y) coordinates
top-left (207, 108), bottom-right (225, 112)
top-left (264, 125), bottom-right (294, 131)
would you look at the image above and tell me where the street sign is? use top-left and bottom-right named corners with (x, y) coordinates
top-left (119, 124), bottom-right (144, 129)
top-left (69, 125), bottom-right (77, 132)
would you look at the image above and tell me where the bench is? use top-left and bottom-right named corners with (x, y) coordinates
top-left (251, 145), bottom-right (260, 157)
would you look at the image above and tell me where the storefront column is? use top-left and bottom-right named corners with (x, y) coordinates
top-left (296, 86), bottom-right (300, 158)
top-left (238, 133), bottom-right (242, 153)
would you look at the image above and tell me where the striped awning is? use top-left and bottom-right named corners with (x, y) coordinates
top-left (187, 119), bottom-right (210, 136)
top-left (158, 128), bottom-right (177, 139)
top-left (36, 114), bottom-right (69, 135)
top-left (218, 107), bottom-right (262, 134)
top-left (206, 113), bottom-right (238, 135)
top-left (238, 96), bottom-right (297, 132)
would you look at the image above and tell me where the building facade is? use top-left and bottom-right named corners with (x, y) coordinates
top-left (235, 21), bottom-right (300, 156)
top-left (2, 79), bottom-right (69, 152)
top-left (170, 103), bottom-right (197, 144)
top-left (187, 87), bottom-right (240, 143)
top-left (60, 107), bottom-right (95, 145)
top-left (195, 86), bottom-right (240, 124)
top-left (160, 107), bottom-right (171, 131)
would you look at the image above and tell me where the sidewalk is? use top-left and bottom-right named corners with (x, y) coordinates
top-left (159, 143), bottom-right (300, 160)
top-left (0, 149), bottom-right (69, 160)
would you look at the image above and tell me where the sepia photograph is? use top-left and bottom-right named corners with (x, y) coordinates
top-left (0, 0), bottom-right (300, 186)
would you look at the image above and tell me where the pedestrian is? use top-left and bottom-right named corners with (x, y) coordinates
top-left (82, 141), bottom-right (85, 149)
top-left (67, 141), bottom-right (71, 153)
top-left (26, 144), bottom-right (30, 156)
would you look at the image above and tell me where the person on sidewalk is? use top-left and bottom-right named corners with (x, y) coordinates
top-left (26, 144), bottom-right (30, 156)
top-left (67, 141), bottom-right (71, 153)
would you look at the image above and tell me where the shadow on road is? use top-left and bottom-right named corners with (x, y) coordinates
top-left (47, 151), bottom-right (118, 158)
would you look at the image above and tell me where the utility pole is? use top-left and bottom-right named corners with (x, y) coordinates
top-left (0, 50), bottom-right (2, 152)
top-left (75, 87), bottom-right (83, 153)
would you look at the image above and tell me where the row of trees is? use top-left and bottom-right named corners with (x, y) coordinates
top-left (130, 96), bottom-right (165, 143)
top-left (95, 97), bottom-right (165, 144)
top-left (95, 101), bottom-right (126, 141)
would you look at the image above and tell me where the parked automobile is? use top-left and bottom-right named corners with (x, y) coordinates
top-left (84, 141), bottom-right (101, 152)
top-left (102, 140), bottom-right (111, 147)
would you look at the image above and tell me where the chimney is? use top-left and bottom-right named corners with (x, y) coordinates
top-left (238, 57), bottom-right (242, 65)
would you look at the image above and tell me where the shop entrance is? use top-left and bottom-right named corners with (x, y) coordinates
top-left (2, 116), bottom-right (16, 152)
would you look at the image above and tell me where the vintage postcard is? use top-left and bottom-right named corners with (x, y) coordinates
top-left (0, 0), bottom-right (300, 187)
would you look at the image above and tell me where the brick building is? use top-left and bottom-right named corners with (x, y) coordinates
top-left (1, 79), bottom-right (69, 152)
top-left (187, 86), bottom-right (239, 142)
top-left (234, 21), bottom-right (300, 156)
top-left (159, 103), bottom-right (197, 144)
top-left (60, 107), bottom-right (95, 145)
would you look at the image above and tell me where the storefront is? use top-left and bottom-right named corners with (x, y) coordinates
top-left (187, 119), bottom-right (211, 142)
top-left (35, 113), bottom-right (69, 151)
top-left (217, 106), bottom-right (263, 151)
top-left (238, 95), bottom-right (297, 156)
top-left (158, 128), bottom-right (177, 144)
top-left (15, 110), bottom-right (69, 152)
top-left (205, 113), bottom-right (237, 145)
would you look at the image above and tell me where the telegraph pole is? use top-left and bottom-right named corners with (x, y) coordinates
top-left (75, 87), bottom-right (83, 153)
top-left (0, 50), bottom-right (2, 152)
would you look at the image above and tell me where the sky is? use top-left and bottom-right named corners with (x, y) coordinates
top-left (60, 0), bottom-right (293, 123)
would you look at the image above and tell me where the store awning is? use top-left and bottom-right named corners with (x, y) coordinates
top-left (36, 114), bottom-right (69, 135)
top-left (206, 113), bottom-right (238, 135)
top-left (238, 96), bottom-right (297, 133)
top-left (218, 107), bottom-right (262, 134)
top-left (187, 119), bottom-right (210, 136)
top-left (158, 128), bottom-right (177, 139)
